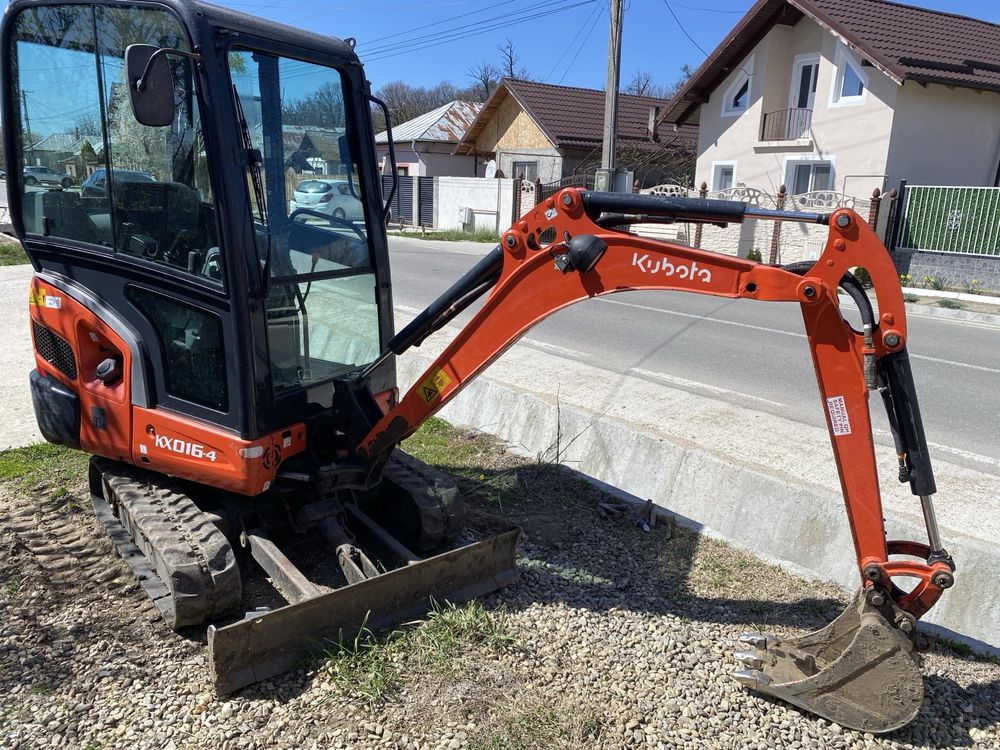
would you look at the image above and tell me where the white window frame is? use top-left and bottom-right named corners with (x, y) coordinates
top-left (711, 160), bottom-right (737, 191)
top-left (783, 155), bottom-right (835, 194)
top-left (788, 53), bottom-right (820, 110)
top-left (721, 55), bottom-right (754, 117)
top-left (829, 44), bottom-right (868, 107)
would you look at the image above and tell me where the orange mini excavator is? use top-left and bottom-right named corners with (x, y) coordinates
top-left (4, 0), bottom-right (953, 732)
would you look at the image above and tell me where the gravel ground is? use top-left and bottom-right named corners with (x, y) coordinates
top-left (1, 425), bottom-right (998, 750)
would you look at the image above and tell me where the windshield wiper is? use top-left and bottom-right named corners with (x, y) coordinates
top-left (233, 84), bottom-right (272, 296)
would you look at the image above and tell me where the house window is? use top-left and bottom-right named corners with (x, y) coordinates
top-left (831, 45), bottom-right (867, 106)
top-left (788, 161), bottom-right (832, 194)
top-left (712, 162), bottom-right (736, 191)
top-left (512, 161), bottom-right (537, 181)
top-left (722, 56), bottom-right (753, 117)
top-left (790, 55), bottom-right (819, 110)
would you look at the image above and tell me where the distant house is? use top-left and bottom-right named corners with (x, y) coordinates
top-left (375, 100), bottom-right (482, 177)
top-left (453, 78), bottom-right (698, 188)
top-left (28, 132), bottom-right (102, 178)
top-left (659, 0), bottom-right (1000, 198)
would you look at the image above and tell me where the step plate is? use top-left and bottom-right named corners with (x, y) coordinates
top-left (209, 527), bottom-right (520, 693)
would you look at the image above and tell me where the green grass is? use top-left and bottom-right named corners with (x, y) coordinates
top-left (469, 707), bottom-right (565, 750)
top-left (403, 417), bottom-right (492, 473)
top-left (0, 236), bottom-right (27, 266)
top-left (937, 298), bottom-right (963, 310)
top-left (902, 293), bottom-right (920, 303)
top-left (0, 443), bottom-right (88, 490)
top-left (323, 598), bottom-right (515, 703)
top-left (2, 575), bottom-right (22, 598)
top-left (391, 228), bottom-right (499, 243)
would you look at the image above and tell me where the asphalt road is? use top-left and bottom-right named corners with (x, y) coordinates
top-left (386, 235), bottom-right (1000, 477)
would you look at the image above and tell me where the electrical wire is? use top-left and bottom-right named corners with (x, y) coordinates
top-left (555, 1), bottom-right (606, 84)
top-left (356, 0), bottom-right (524, 49)
top-left (661, 0), bottom-right (752, 77)
top-left (544, 1), bottom-right (604, 82)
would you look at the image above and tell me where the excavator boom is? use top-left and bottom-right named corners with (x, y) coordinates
top-left (355, 188), bottom-right (955, 732)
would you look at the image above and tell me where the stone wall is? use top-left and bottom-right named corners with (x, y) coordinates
top-left (892, 249), bottom-right (1000, 294)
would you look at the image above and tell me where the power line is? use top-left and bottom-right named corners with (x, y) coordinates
top-left (356, 0), bottom-right (524, 49)
top-left (360, 1), bottom-right (601, 64)
top-left (544, 1), bottom-right (604, 82)
top-left (661, 0), bottom-right (751, 77)
top-left (556, 2), bottom-right (606, 84)
top-left (360, 0), bottom-right (595, 58)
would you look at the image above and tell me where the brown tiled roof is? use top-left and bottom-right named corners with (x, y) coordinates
top-left (661, 0), bottom-right (1000, 125)
top-left (455, 78), bottom-right (698, 155)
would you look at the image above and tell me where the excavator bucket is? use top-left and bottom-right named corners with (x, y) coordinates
top-left (732, 589), bottom-right (923, 733)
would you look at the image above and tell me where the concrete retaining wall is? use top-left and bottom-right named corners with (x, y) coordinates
top-left (396, 327), bottom-right (1000, 653)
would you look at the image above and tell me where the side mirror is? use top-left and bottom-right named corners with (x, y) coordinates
top-left (125, 44), bottom-right (175, 127)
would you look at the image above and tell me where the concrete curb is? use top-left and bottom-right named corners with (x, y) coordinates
top-left (396, 327), bottom-right (1000, 654)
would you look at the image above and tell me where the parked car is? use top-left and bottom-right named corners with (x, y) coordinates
top-left (289, 179), bottom-right (363, 221)
top-left (23, 165), bottom-right (73, 188)
top-left (81, 167), bottom-right (155, 197)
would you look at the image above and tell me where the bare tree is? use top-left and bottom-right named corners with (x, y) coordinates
top-left (371, 79), bottom-right (484, 132)
top-left (467, 62), bottom-right (500, 102)
top-left (498, 38), bottom-right (530, 80)
top-left (624, 69), bottom-right (670, 99)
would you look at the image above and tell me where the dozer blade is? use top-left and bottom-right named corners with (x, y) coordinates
top-left (208, 527), bottom-right (519, 693)
top-left (731, 589), bottom-right (923, 733)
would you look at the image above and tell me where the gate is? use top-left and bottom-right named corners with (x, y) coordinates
top-left (418, 176), bottom-right (434, 226)
top-left (382, 175), bottom-right (414, 225)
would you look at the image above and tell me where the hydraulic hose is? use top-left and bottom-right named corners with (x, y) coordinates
top-left (781, 260), bottom-right (875, 330)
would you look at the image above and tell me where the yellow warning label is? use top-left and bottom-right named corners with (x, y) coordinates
top-left (418, 368), bottom-right (452, 404)
top-left (28, 287), bottom-right (46, 306)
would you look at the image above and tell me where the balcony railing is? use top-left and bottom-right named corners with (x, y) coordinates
top-left (760, 108), bottom-right (812, 141)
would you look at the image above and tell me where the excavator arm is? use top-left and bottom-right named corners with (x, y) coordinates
top-left (355, 188), bottom-right (955, 732)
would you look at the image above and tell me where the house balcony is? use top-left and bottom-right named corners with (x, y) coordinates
top-left (759, 107), bottom-right (813, 141)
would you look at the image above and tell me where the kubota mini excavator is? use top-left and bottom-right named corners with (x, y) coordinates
top-left (3, 0), bottom-right (955, 733)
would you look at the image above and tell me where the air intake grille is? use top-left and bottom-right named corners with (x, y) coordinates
top-left (32, 320), bottom-right (77, 380)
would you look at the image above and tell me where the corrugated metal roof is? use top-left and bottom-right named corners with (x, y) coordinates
top-left (661, 0), bottom-right (1000, 125)
top-left (375, 100), bottom-right (482, 144)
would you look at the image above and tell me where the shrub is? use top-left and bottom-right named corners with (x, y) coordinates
top-left (746, 248), bottom-right (763, 262)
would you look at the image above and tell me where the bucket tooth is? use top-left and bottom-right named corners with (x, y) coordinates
top-left (733, 669), bottom-right (772, 688)
top-left (733, 650), bottom-right (763, 670)
top-left (730, 589), bottom-right (923, 733)
top-left (738, 632), bottom-right (776, 650)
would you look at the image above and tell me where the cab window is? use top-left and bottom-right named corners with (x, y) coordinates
top-left (11, 4), bottom-right (221, 284)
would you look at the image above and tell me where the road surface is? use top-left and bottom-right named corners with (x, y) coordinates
top-left (387, 236), bottom-right (1000, 477)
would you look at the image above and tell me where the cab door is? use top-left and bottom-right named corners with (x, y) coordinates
top-left (6, 3), bottom-right (245, 467)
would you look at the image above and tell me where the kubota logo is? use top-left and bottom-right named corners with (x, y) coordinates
top-left (632, 252), bottom-right (712, 284)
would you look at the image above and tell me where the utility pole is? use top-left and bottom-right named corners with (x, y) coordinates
top-left (598, 0), bottom-right (624, 190)
top-left (21, 90), bottom-right (35, 165)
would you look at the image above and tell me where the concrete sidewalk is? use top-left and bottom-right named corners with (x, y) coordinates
top-left (397, 312), bottom-right (1000, 653)
top-left (0, 264), bottom-right (40, 449)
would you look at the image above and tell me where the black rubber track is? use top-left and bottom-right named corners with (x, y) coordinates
top-left (91, 458), bottom-right (241, 629)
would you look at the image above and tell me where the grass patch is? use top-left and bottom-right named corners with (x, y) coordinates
top-left (323, 623), bottom-right (402, 704)
top-left (469, 707), bottom-right (565, 750)
top-left (935, 635), bottom-right (1000, 665)
top-left (403, 417), bottom-right (498, 475)
top-left (0, 236), bottom-right (27, 266)
top-left (902, 293), bottom-right (920, 303)
top-left (391, 228), bottom-right (499, 243)
top-left (323, 598), bottom-right (515, 703)
top-left (413, 599), bottom-right (516, 676)
top-left (0, 443), bottom-right (86, 488)
top-left (691, 537), bottom-right (753, 590)
top-left (937, 298), bottom-right (963, 310)
top-left (2, 575), bottom-right (22, 598)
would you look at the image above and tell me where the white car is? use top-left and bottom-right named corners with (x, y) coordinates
top-left (289, 179), bottom-right (363, 221)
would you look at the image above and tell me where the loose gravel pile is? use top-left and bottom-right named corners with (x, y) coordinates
top-left (1, 426), bottom-right (998, 750)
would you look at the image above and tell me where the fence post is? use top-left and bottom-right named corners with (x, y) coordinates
top-left (533, 176), bottom-right (543, 206)
top-left (867, 187), bottom-right (881, 229)
top-left (693, 181), bottom-right (708, 249)
top-left (512, 177), bottom-right (522, 222)
top-left (768, 184), bottom-right (786, 265)
top-left (887, 180), bottom-right (907, 253)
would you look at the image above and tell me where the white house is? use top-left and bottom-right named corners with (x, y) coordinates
top-left (375, 101), bottom-right (481, 177)
top-left (659, 0), bottom-right (1000, 200)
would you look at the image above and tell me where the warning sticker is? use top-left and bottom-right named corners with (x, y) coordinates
top-left (826, 396), bottom-right (852, 436)
top-left (418, 368), bottom-right (452, 404)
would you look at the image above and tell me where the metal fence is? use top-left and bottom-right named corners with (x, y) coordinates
top-left (897, 185), bottom-right (1000, 256)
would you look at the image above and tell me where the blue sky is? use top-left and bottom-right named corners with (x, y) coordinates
top-left (214, 0), bottom-right (1000, 93)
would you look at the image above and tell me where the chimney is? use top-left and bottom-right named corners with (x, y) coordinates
top-left (647, 106), bottom-right (660, 141)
